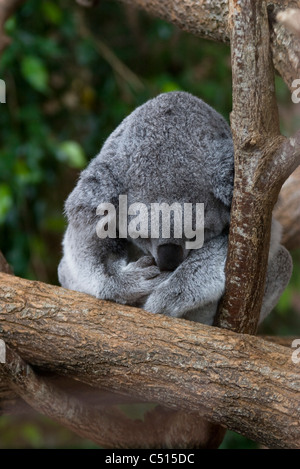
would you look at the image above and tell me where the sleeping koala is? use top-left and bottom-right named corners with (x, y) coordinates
top-left (58, 91), bottom-right (292, 325)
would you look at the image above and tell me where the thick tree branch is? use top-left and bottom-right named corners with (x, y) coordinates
top-left (1, 345), bottom-right (224, 449)
top-left (76, 10), bottom-right (144, 92)
top-left (0, 273), bottom-right (299, 449)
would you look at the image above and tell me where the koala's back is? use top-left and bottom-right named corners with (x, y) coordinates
top-left (93, 91), bottom-right (234, 206)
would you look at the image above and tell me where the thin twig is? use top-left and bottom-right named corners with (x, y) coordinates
top-left (75, 10), bottom-right (144, 92)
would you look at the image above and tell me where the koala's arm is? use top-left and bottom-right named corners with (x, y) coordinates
top-left (58, 163), bottom-right (164, 306)
top-left (143, 235), bottom-right (228, 325)
top-left (260, 219), bottom-right (293, 322)
top-left (143, 219), bottom-right (292, 325)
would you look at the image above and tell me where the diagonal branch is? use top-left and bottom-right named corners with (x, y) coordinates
top-left (1, 344), bottom-right (223, 449)
top-left (0, 273), bottom-right (299, 448)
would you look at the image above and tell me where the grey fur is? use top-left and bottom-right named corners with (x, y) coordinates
top-left (58, 91), bottom-right (292, 325)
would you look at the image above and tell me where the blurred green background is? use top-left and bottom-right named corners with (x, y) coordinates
top-left (0, 0), bottom-right (299, 449)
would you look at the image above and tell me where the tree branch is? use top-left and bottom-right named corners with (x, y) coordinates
top-left (1, 345), bottom-right (224, 449)
top-left (76, 0), bottom-right (100, 6)
top-left (93, 0), bottom-right (300, 92)
top-left (0, 273), bottom-right (299, 448)
top-left (0, 0), bottom-right (299, 449)
top-left (216, 0), bottom-right (300, 334)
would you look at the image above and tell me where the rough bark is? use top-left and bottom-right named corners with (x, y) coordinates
top-left (1, 345), bottom-right (225, 449)
top-left (0, 273), bottom-right (299, 449)
top-left (216, 0), bottom-right (300, 334)
top-left (1, 335), bottom-right (296, 416)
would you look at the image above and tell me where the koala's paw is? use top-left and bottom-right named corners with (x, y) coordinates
top-left (143, 282), bottom-right (186, 317)
top-left (123, 255), bottom-right (159, 277)
top-left (120, 256), bottom-right (169, 305)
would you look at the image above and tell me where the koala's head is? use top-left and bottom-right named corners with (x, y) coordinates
top-left (101, 91), bottom-right (234, 271)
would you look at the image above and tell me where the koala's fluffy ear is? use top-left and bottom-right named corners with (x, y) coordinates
top-left (211, 145), bottom-right (234, 207)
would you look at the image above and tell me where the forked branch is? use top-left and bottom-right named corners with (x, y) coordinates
top-left (216, 0), bottom-right (300, 333)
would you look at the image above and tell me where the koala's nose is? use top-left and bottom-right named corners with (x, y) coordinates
top-left (157, 244), bottom-right (183, 271)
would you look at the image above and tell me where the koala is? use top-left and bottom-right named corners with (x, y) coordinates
top-left (58, 91), bottom-right (292, 325)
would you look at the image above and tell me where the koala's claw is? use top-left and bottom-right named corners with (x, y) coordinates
top-left (134, 255), bottom-right (156, 268)
top-left (123, 257), bottom-right (160, 280)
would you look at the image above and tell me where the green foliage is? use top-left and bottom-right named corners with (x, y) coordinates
top-left (219, 431), bottom-right (259, 449)
top-left (57, 141), bottom-right (87, 169)
top-left (0, 183), bottom-right (13, 223)
top-left (21, 56), bottom-right (49, 93)
top-left (0, 415), bottom-right (99, 448)
top-left (0, 0), bottom-right (232, 283)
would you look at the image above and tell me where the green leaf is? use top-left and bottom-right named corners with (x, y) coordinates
top-left (14, 159), bottom-right (42, 185)
top-left (0, 183), bottom-right (13, 223)
top-left (161, 81), bottom-right (182, 93)
top-left (21, 423), bottom-right (43, 448)
top-left (276, 287), bottom-right (292, 315)
top-left (41, 1), bottom-right (63, 25)
top-left (4, 16), bottom-right (16, 34)
top-left (21, 56), bottom-right (49, 93)
top-left (58, 141), bottom-right (87, 169)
